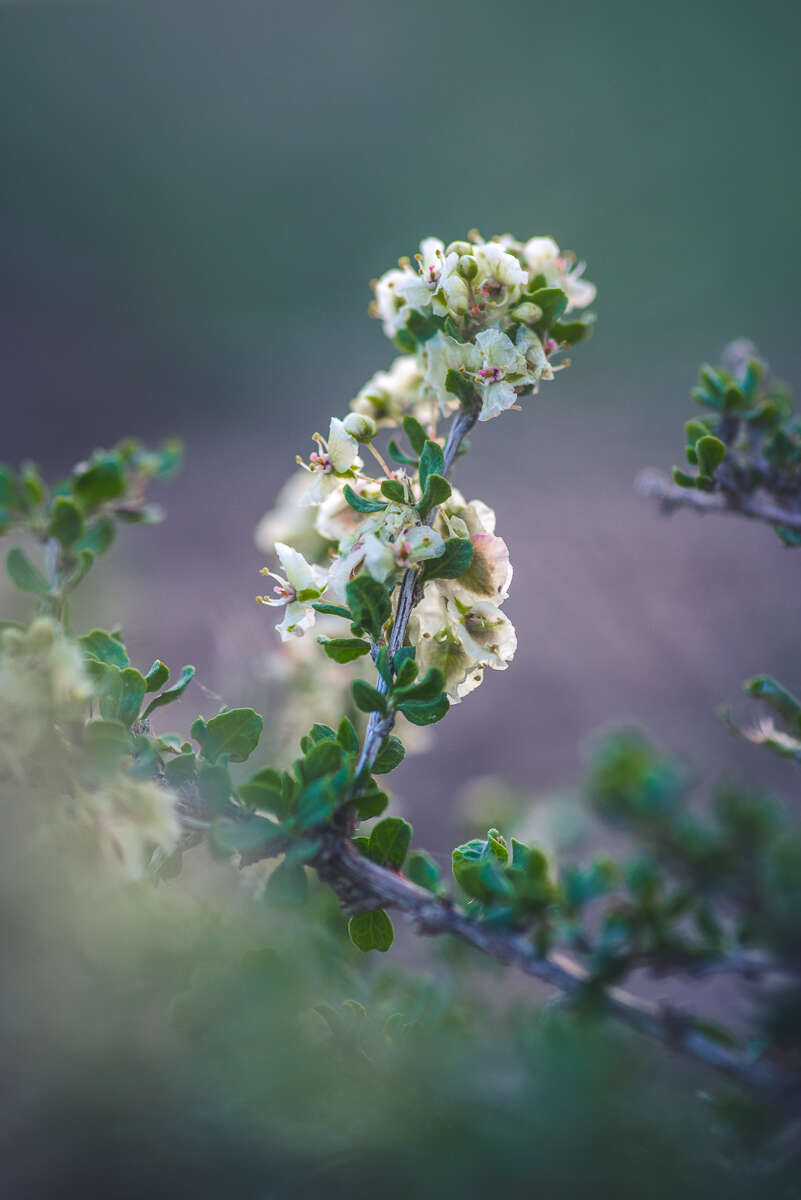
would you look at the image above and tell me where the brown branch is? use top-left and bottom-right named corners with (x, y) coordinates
top-left (636, 468), bottom-right (801, 532)
top-left (312, 833), bottom-right (795, 1097)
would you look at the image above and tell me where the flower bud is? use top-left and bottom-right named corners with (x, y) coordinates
top-left (446, 241), bottom-right (474, 257)
top-left (342, 412), bottom-right (378, 443)
top-left (509, 301), bottom-right (543, 325)
top-left (457, 255), bottom-right (478, 281)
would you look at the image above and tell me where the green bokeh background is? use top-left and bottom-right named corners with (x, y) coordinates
top-left (3, 0), bottom-right (800, 452)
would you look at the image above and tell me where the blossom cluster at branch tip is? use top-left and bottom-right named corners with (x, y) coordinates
top-left (256, 231), bottom-right (595, 702)
top-left (366, 230), bottom-right (595, 424)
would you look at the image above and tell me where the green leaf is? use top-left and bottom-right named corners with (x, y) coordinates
top-left (337, 715), bottom-right (360, 753)
top-left (308, 723), bottom-right (337, 743)
top-left (117, 667), bottom-right (146, 726)
top-left (73, 455), bottom-right (125, 510)
top-left (265, 858), bottom-right (309, 905)
top-left (74, 517), bottom-right (116, 557)
top-left (346, 574), bottom-right (391, 639)
top-left (144, 660), bottom-right (170, 692)
top-left (444, 368), bottom-right (475, 406)
top-left (395, 656), bottom-right (418, 688)
top-left (368, 816), bottom-right (412, 868)
top-left (141, 665), bottom-right (196, 719)
top-left (312, 602), bottom-right (351, 619)
top-left (373, 734), bottom-right (405, 774)
top-left (343, 484), bottom-right (387, 514)
top-left (201, 707), bottom-right (264, 763)
top-left (295, 778), bottom-right (337, 829)
top-left (48, 497), bottom-right (84, 547)
top-left (404, 308), bottom-right (444, 345)
top-left (318, 636), bottom-right (371, 664)
top-left (406, 849), bottom-right (442, 893)
top-left (163, 751), bottom-right (197, 787)
top-left (529, 287), bottom-right (568, 328)
top-left (418, 440), bottom-right (445, 493)
top-left (420, 537), bottom-right (474, 583)
top-left (197, 762), bottom-right (233, 811)
top-left (148, 438), bottom-right (183, 479)
top-left (78, 629), bottom-right (130, 669)
top-left (83, 719), bottom-right (131, 771)
top-left (301, 737), bottom-right (343, 781)
top-left (695, 436), bottom-right (726, 476)
top-left (387, 439), bottom-right (418, 467)
top-left (351, 679), bottom-right (388, 715)
top-left (380, 479), bottom-right (406, 503)
top-left (775, 524), bottom-right (801, 547)
top-left (348, 909), bottom-right (394, 952)
top-left (744, 675), bottom-right (801, 725)
top-left (397, 693), bottom-right (449, 726)
top-left (0, 466), bottom-right (17, 509)
top-left (672, 468), bottom-right (697, 489)
top-left (394, 328), bottom-right (417, 354)
top-left (242, 768), bottom-right (294, 820)
top-left (210, 813), bottom-right (280, 854)
top-left (685, 419), bottom-right (711, 445)
top-left (21, 461), bottom-right (47, 507)
top-left (550, 314), bottom-right (596, 346)
top-left (416, 473), bottom-right (451, 516)
top-left (63, 549), bottom-right (95, 593)
top-left (353, 783), bottom-right (388, 820)
top-left (487, 827), bottom-right (509, 862)
top-left (402, 415), bottom-right (427, 456)
top-left (6, 547), bottom-right (49, 595)
top-left (395, 666), bottom-right (445, 704)
top-left (375, 646), bottom-right (393, 687)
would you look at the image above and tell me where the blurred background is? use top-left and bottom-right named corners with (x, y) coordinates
top-left (2, 0), bottom-right (801, 850)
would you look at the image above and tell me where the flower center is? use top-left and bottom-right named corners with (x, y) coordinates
top-left (476, 366), bottom-right (503, 384)
top-left (309, 451), bottom-right (333, 474)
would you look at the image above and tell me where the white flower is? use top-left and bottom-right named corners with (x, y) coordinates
top-left (472, 328), bottom-right (529, 421)
top-left (408, 586), bottom-right (485, 703)
top-left (473, 241), bottom-right (528, 291)
top-left (297, 417), bottom-right (363, 507)
top-left (447, 595), bottom-right (517, 670)
top-left (314, 477), bottom-right (385, 543)
top-left (515, 326), bottom-right (555, 388)
top-left (371, 264), bottom-right (420, 338)
top-left (258, 542), bottom-right (328, 642)
top-left (435, 492), bottom-right (512, 602)
top-left (522, 236), bottom-right (596, 311)
top-left (421, 332), bottom-right (480, 413)
top-left (327, 511), bottom-right (445, 603)
top-left (351, 356), bottom-right (426, 428)
top-left (408, 585), bottom-right (517, 702)
top-left (254, 469), bottom-right (331, 561)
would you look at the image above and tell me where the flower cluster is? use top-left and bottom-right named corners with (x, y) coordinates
top-left (368, 230), bottom-right (595, 424)
top-left (257, 231), bottom-right (595, 709)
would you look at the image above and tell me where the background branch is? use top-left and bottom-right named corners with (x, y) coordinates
top-left (313, 834), bottom-right (795, 1098)
top-left (636, 468), bottom-right (801, 531)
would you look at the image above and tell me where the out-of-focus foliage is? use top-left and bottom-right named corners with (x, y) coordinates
top-left (669, 344), bottom-right (801, 544)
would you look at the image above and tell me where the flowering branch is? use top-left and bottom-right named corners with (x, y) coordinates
top-left (354, 403), bottom-right (481, 782)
